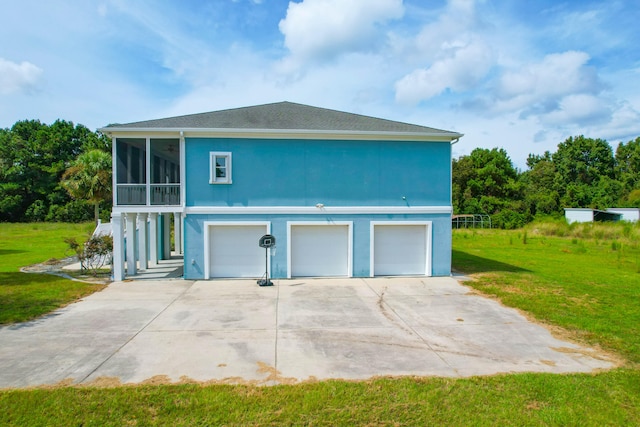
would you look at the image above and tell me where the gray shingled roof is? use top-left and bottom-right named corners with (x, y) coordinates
top-left (104, 101), bottom-right (461, 137)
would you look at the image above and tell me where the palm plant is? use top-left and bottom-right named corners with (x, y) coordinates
top-left (61, 149), bottom-right (112, 224)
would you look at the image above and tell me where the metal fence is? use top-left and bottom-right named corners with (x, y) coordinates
top-left (452, 214), bottom-right (492, 229)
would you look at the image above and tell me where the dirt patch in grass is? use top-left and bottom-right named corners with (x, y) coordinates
top-left (20, 257), bottom-right (110, 285)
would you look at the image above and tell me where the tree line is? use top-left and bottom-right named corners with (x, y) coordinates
top-left (0, 120), bottom-right (111, 223)
top-left (1, 119), bottom-right (639, 228)
top-left (453, 135), bottom-right (640, 228)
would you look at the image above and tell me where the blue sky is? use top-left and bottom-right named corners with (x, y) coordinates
top-left (1, 0), bottom-right (639, 167)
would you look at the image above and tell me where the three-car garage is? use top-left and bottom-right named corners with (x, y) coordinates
top-left (203, 220), bottom-right (432, 279)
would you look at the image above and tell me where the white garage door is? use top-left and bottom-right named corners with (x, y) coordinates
top-left (208, 225), bottom-right (267, 278)
top-left (373, 224), bottom-right (428, 276)
top-left (290, 224), bottom-right (350, 277)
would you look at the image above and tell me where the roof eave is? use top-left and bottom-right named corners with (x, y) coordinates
top-left (99, 126), bottom-right (463, 141)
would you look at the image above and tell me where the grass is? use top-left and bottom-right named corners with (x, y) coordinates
top-left (453, 222), bottom-right (640, 364)
top-left (0, 222), bottom-right (105, 324)
top-left (1, 372), bottom-right (639, 426)
top-left (1, 221), bottom-right (640, 425)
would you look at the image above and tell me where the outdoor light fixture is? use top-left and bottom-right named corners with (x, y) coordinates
top-left (315, 203), bottom-right (324, 208)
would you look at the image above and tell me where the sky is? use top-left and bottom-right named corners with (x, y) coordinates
top-left (1, 0), bottom-right (640, 168)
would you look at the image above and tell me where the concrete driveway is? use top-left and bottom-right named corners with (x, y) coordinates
top-left (0, 277), bottom-right (614, 388)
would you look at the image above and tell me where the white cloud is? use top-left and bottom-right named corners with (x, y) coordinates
top-left (590, 101), bottom-right (640, 143)
top-left (0, 58), bottom-right (43, 95)
top-left (394, 40), bottom-right (494, 104)
top-left (540, 93), bottom-right (611, 125)
top-left (476, 50), bottom-right (609, 128)
top-left (496, 51), bottom-right (600, 104)
top-left (393, 0), bottom-right (495, 104)
top-left (278, 0), bottom-right (404, 62)
top-left (412, 0), bottom-right (478, 61)
top-left (97, 3), bottom-right (108, 17)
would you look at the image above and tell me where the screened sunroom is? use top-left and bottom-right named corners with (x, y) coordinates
top-left (114, 137), bottom-right (181, 206)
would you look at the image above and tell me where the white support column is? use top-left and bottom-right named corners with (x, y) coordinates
top-left (111, 212), bottom-right (125, 281)
top-left (179, 132), bottom-right (186, 208)
top-left (149, 212), bottom-right (158, 266)
top-left (125, 212), bottom-right (137, 276)
top-left (162, 212), bottom-right (171, 259)
top-left (145, 137), bottom-right (151, 206)
top-left (112, 137), bottom-right (117, 206)
top-left (138, 213), bottom-right (148, 271)
top-left (173, 212), bottom-right (182, 255)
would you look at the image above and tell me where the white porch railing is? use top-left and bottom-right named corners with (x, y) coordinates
top-left (151, 184), bottom-right (180, 205)
top-left (116, 184), bottom-right (181, 206)
top-left (117, 184), bottom-right (146, 205)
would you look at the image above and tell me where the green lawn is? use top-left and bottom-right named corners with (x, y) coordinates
top-left (1, 372), bottom-right (639, 426)
top-left (453, 224), bottom-right (640, 364)
top-left (0, 222), bottom-right (104, 324)
top-left (1, 222), bottom-right (639, 425)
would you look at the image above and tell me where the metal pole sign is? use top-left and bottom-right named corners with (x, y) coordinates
top-left (257, 234), bottom-right (276, 286)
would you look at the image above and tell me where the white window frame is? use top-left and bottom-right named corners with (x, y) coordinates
top-left (209, 152), bottom-right (232, 184)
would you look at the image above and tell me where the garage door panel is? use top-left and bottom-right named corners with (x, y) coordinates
top-left (291, 225), bottom-right (349, 277)
top-left (374, 225), bottom-right (426, 276)
top-left (209, 225), bottom-right (266, 278)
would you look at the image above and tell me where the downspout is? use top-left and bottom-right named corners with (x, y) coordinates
top-left (449, 137), bottom-right (460, 209)
top-left (180, 131), bottom-right (186, 210)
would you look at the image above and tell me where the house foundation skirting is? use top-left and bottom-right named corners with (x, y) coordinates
top-left (111, 210), bottom-right (183, 281)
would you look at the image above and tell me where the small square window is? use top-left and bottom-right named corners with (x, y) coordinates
top-left (210, 152), bottom-right (232, 184)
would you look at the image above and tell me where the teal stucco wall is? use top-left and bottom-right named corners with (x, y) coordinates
top-left (184, 138), bottom-right (451, 207)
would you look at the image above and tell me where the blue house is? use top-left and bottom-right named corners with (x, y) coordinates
top-left (101, 102), bottom-right (463, 281)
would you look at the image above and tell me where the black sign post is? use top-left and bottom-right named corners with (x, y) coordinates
top-left (257, 234), bottom-right (276, 287)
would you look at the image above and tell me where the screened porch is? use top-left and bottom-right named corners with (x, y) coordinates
top-left (115, 137), bottom-right (181, 206)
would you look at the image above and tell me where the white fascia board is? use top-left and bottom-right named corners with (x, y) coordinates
top-left (112, 206), bottom-right (185, 214)
top-left (184, 206), bottom-right (452, 215)
top-left (99, 127), bottom-right (463, 142)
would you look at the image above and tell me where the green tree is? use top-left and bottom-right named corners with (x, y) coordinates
top-left (553, 135), bottom-right (615, 185)
top-left (0, 119), bottom-right (109, 222)
top-left (519, 151), bottom-right (560, 217)
top-left (615, 137), bottom-right (640, 199)
top-left (61, 149), bottom-right (112, 224)
top-left (452, 148), bottom-right (522, 216)
top-left (551, 135), bottom-right (616, 208)
top-left (0, 120), bottom-right (58, 221)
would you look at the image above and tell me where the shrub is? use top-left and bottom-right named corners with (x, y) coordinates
top-left (492, 209), bottom-right (527, 229)
top-left (528, 218), bottom-right (570, 237)
top-left (24, 200), bottom-right (47, 222)
top-left (65, 235), bottom-right (113, 275)
top-left (47, 200), bottom-right (93, 222)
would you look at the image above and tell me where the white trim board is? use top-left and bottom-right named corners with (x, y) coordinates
top-left (100, 128), bottom-right (462, 142)
top-left (113, 206), bottom-right (185, 214)
top-left (185, 205), bottom-right (452, 215)
top-left (112, 205), bottom-right (451, 216)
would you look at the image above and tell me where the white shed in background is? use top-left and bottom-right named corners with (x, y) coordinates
top-left (564, 208), bottom-right (622, 224)
top-left (606, 208), bottom-right (640, 222)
